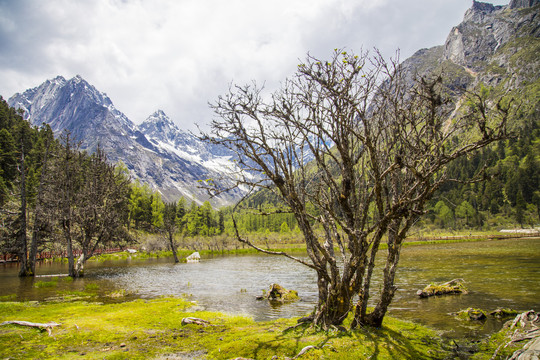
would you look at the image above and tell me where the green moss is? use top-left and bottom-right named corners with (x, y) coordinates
top-left (0, 294), bottom-right (16, 301)
top-left (84, 283), bottom-right (99, 292)
top-left (0, 297), bottom-right (454, 359)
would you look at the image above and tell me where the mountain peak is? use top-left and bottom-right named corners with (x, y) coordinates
top-left (139, 110), bottom-right (182, 143)
top-left (464, 1), bottom-right (503, 22)
top-left (149, 109), bottom-right (173, 124)
top-left (52, 75), bottom-right (67, 84)
top-left (73, 74), bottom-right (84, 82)
top-left (7, 75), bottom-right (242, 207)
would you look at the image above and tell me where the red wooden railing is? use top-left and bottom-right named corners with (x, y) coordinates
top-left (0, 247), bottom-right (125, 263)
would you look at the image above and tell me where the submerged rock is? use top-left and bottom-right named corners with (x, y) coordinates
top-left (417, 279), bottom-right (467, 298)
top-left (455, 308), bottom-right (487, 321)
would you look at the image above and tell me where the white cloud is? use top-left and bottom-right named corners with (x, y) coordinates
top-left (0, 0), bottom-right (510, 131)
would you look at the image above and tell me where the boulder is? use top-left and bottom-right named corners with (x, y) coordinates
top-left (265, 283), bottom-right (299, 303)
top-left (186, 252), bottom-right (200, 262)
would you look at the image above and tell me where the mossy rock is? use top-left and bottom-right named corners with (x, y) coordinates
top-left (490, 308), bottom-right (520, 318)
top-left (266, 283), bottom-right (299, 303)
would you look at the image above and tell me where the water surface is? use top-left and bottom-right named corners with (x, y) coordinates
top-left (1, 238), bottom-right (538, 339)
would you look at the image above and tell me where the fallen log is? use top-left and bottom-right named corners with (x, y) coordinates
top-left (1, 320), bottom-right (61, 336)
top-left (417, 279), bottom-right (467, 298)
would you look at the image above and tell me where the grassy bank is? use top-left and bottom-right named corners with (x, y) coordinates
top-left (0, 296), bottom-right (452, 359)
top-left (91, 230), bottom-right (533, 263)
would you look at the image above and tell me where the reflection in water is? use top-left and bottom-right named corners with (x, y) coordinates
top-left (1, 238), bottom-right (539, 339)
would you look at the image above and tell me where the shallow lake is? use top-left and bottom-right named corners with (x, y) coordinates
top-left (1, 237), bottom-right (539, 340)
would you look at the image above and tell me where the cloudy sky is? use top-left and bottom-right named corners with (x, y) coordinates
top-left (0, 0), bottom-right (509, 131)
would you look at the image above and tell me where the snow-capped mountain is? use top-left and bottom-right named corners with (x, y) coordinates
top-left (8, 76), bottom-right (243, 206)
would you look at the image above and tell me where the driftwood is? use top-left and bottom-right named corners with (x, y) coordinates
top-left (1, 320), bottom-right (60, 336)
top-left (181, 317), bottom-right (211, 326)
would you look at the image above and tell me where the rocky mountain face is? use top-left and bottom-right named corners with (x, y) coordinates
top-left (8, 76), bottom-right (242, 207)
top-left (7, 1), bottom-right (539, 207)
top-left (402, 0), bottom-right (539, 91)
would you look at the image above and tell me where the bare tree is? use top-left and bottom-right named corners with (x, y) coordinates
top-left (203, 49), bottom-right (512, 329)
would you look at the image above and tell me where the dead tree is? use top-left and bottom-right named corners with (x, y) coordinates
top-left (203, 49), bottom-right (512, 329)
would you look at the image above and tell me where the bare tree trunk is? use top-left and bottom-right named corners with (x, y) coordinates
top-left (363, 218), bottom-right (411, 327)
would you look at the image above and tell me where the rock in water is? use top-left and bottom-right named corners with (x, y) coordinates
top-left (266, 283), bottom-right (299, 303)
top-left (186, 252), bottom-right (200, 262)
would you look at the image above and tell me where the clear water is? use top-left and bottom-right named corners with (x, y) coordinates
top-left (1, 238), bottom-right (539, 339)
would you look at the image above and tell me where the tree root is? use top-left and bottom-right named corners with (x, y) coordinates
top-left (489, 310), bottom-right (539, 360)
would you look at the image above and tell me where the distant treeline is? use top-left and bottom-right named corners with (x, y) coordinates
top-left (0, 97), bottom-right (133, 276)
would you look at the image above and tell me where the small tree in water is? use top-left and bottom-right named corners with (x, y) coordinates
top-left (203, 49), bottom-right (513, 329)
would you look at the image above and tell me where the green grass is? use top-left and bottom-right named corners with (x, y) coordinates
top-left (0, 296), bottom-right (452, 359)
top-left (86, 233), bottom-right (527, 265)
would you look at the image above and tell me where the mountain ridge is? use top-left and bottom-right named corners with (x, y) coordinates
top-left (8, 75), bottom-right (242, 207)
top-left (7, 1), bottom-right (539, 208)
